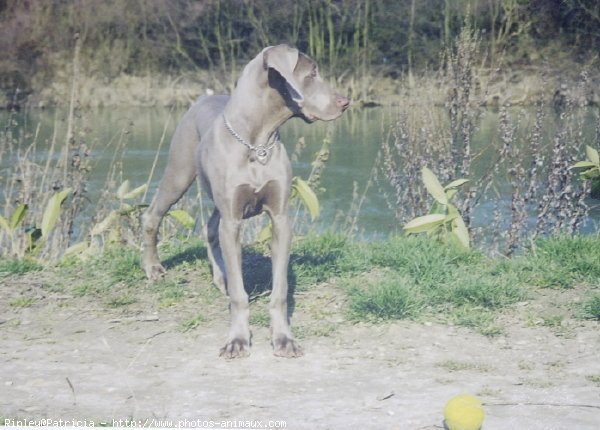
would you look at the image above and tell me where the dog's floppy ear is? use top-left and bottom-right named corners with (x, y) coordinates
top-left (263, 45), bottom-right (304, 104)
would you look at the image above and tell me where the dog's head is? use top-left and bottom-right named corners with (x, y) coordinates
top-left (263, 45), bottom-right (349, 122)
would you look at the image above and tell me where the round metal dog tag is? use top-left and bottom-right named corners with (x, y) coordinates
top-left (256, 146), bottom-right (269, 164)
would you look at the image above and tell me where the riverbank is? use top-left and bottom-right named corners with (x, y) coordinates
top-left (3, 56), bottom-right (600, 110)
top-left (2, 234), bottom-right (599, 336)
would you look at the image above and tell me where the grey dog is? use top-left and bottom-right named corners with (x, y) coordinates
top-left (141, 45), bottom-right (349, 358)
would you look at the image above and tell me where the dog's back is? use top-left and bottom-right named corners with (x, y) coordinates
top-left (168, 95), bottom-right (229, 162)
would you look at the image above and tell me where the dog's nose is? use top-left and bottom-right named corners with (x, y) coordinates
top-left (337, 95), bottom-right (350, 110)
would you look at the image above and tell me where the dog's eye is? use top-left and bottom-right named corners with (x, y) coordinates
top-left (310, 66), bottom-right (318, 78)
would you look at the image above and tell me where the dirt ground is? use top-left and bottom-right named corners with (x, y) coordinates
top-left (1, 276), bottom-right (599, 430)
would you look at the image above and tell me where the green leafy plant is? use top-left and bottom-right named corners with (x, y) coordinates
top-left (65, 180), bottom-right (194, 259)
top-left (90, 180), bottom-right (149, 242)
top-left (0, 188), bottom-right (72, 258)
top-left (403, 167), bottom-right (470, 249)
top-left (0, 203), bottom-right (28, 256)
top-left (95, 180), bottom-right (196, 238)
top-left (292, 176), bottom-right (320, 221)
top-left (572, 145), bottom-right (600, 198)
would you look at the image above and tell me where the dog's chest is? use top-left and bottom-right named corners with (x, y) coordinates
top-left (246, 161), bottom-right (272, 189)
top-left (233, 164), bottom-right (285, 218)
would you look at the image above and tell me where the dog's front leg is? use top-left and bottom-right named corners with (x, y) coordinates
top-left (269, 214), bottom-right (303, 357)
top-left (218, 217), bottom-right (251, 358)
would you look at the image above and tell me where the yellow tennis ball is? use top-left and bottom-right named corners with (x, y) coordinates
top-left (443, 393), bottom-right (485, 430)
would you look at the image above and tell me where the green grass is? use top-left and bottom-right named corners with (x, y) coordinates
top-left (347, 274), bottom-right (422, 321)
top-left (294, 321), bottom-right (337, 339)
top-left (150, 278), bottom-right (186, 307)
top-left (249, 306), bottom-right (270, 328)
top-left (102, 247), bottom-right (144, 285)
top-left (586, 374), bottom-right (600, 386)
top-left (106, 294), bottom-right (136, 308)
top-left (154, 233), bottom-right (596, 333)
top-left (582, 293), bottom-right (600, 320)
top-left (9, 297), bottom-right (36, 308)
top-left (158, 238), bottom-right (210, 273)
top-left (370, 235), bottom-right (478, 271)
top-left (290, 232), bottom-right (370, 289)
top-left (514, 236), bottom-right (600, 289)
top-left (444, 271), bottom-right (524, 310)
top-left (541, 314), bottom-right (565, 327)
top-left (536, 236), bottom-right (600, 279)
top-left (54, 247), bottom-right (145, 302)
top-left (73, 283), bottom-right (101, 297)
top-left (0, 258), bottom-right (42, 275)
top-left (179, 312), bottom-right (206, 332)
top-left (450, 307), bottom-right (504, 336)
top-left (437, 360), bottom-right (494, 373)
top-left (3, 232), bottom-right (598, 337)
top-left (343, 235), bottom-right (526, 333)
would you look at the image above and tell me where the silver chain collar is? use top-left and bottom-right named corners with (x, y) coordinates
top-left (222, 114), bottom-right (279, 165)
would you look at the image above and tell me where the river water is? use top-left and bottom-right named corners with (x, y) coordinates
top-left (1, 105), bottom-right (599, 244)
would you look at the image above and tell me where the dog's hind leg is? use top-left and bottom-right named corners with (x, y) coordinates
top-left (142, 162), bottom-right (196, 280)
top-left (205, 208), bottom-right (227, 294)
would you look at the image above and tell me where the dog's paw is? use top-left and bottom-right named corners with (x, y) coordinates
top-left (272, 335), bottom-right (303, 358)
top-left (144, 263), bottom-right (166, 281)
top-left (219, 338), bottom-right (250, 359)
